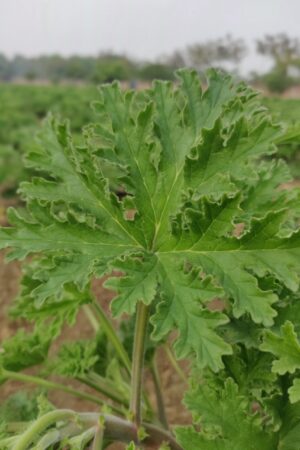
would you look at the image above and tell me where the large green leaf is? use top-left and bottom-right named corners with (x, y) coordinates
top-left (1, 69), bottom-right (299, 371)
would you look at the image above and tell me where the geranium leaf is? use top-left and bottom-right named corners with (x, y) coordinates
top-left (0, 69), bottom-right (299, 371)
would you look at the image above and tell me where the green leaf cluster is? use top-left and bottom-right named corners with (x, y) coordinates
top-left (1, 69), bottom-right (298, 371)
top-left (1, 69), bottom-right (300, 449)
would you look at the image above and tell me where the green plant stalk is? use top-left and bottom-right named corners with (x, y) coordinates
top-left (92, 424), bottom-right (104, 450)
top-left (140, 389), bottom-right (155, 423)
top-left (150, 358), bottom-right (169, 430)
top-left (2, 370), bottom-right (122, 415)
top-left (78, 372), bottom-right (128, 407)
top-left (163, 343), bottom-right (187, 384)
top-left (130, 302), bottom-right (149, 428)
top-left (86, 372), bottom-right (155, 421)
top-left (37, 422), bottom-right (91, 444)
top-left (83, 304), bottom-right (100, 333)
top-left (6, 422), bottom-right (31, 434)
top-left (0, 437), bottom-right (17, 448)
top-left (68, 427), bottom-right (96, 448)
top-left (88, 370), bottom-right (129, 397)
top-left (84, 307), bottom-right (154, 418)
top-left (9, 410), bottom-right (182, 450)
top-left (80, 413), bottom-right (182, 449)
top-left (12, 409), bottom-right (76, 450)
top-left (91, 300), bottom-right (131, 374)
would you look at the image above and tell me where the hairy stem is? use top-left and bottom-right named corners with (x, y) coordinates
top-left (92, 423), bottom-right (104, 450)
top-left (3, 370), bottom-right (122, 415)
top-left (81, 413), bottom-right (182, 450)
top-left (79, 413), bottom-right (182, 450)
top-left (85, 302), bottom-right (155, 419)
top-left (12, 409), bottom-right (76, 450)
top-left (91, 300), bottom-right (131, 374)
top-left (150, 357), bottom-right (169, 430)
top-left (8, 411), bottom-right (183, 450)
top-left (130, 302), bottom-right (149, 428)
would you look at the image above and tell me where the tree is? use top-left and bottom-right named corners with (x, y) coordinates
top-left (257, 33), bottom-right (300, 74)
top-left (138, 62), bottom-right (175, 81)
top-left (256, 34), bottom-right (300, 92)
top-left (64, 56), bottom-right (95, 81)
top-left (90, 54), bottom-right (134, 83)
top-left (187, 35), bottom-right (247, 72)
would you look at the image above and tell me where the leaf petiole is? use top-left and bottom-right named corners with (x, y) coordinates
top-left (91, 300), bottom-right (132, 374)
top-left (150, 356), bottom-right (169, 430)
top-left (130, 302), bottom-right (149, 427)
top-left (2, 369), bottom-right (123, 415)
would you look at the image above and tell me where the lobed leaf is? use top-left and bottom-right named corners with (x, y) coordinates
top-left (0, 69), bottom-right (299, 371)
top-left (176, 378), bottom-right (276, 450)
top-left (260, 321), bottom-right (300, 375)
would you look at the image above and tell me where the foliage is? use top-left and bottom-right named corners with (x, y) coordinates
top-left (90, 54), bottom-right (135, 83)
top-left (0, 83), bottom-right (97, 195)
top-left (0, 53), bottom-right (136, 83)
top-left (0, 83), bottom-right (96, 144)
top-left (0, 69), bottom-right (300, 449)
top-left (138, 63), bottom-right (175, 81)
top-left (0, 391), bottom-right (40, 422)
top-left (261, 67), bottom-right (294, 93)
top-left (0, 145), bottom-right (24, 190)
top-left (1, 84), bottom-right (300, 202)
top-left (264, 97), bottom-right (300, 178)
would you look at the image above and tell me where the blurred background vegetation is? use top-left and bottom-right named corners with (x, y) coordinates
top-left (1, 32), bottom-right (300, 202)
top-left (0, 33), bottom-right (300, 92)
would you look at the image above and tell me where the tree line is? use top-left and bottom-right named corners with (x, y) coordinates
top-left (1, 33), bottom-right (300, 92)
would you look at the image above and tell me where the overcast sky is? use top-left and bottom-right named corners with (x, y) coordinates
top-left (0, 0), bottom-right (299, 72)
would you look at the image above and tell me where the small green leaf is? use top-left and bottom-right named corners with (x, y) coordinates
top-left (49, 340), bottom-right (99, 378)
top-left (260, 321), bottom-right (300, 374)
top-left (176, 378), bottom-right (276, 450)
top-left (105, 253), bottom-right (158, 316)
top-left (0, 324), bottom-right (57, 372)
top-left (125, 442), bottom-right (137, 450)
